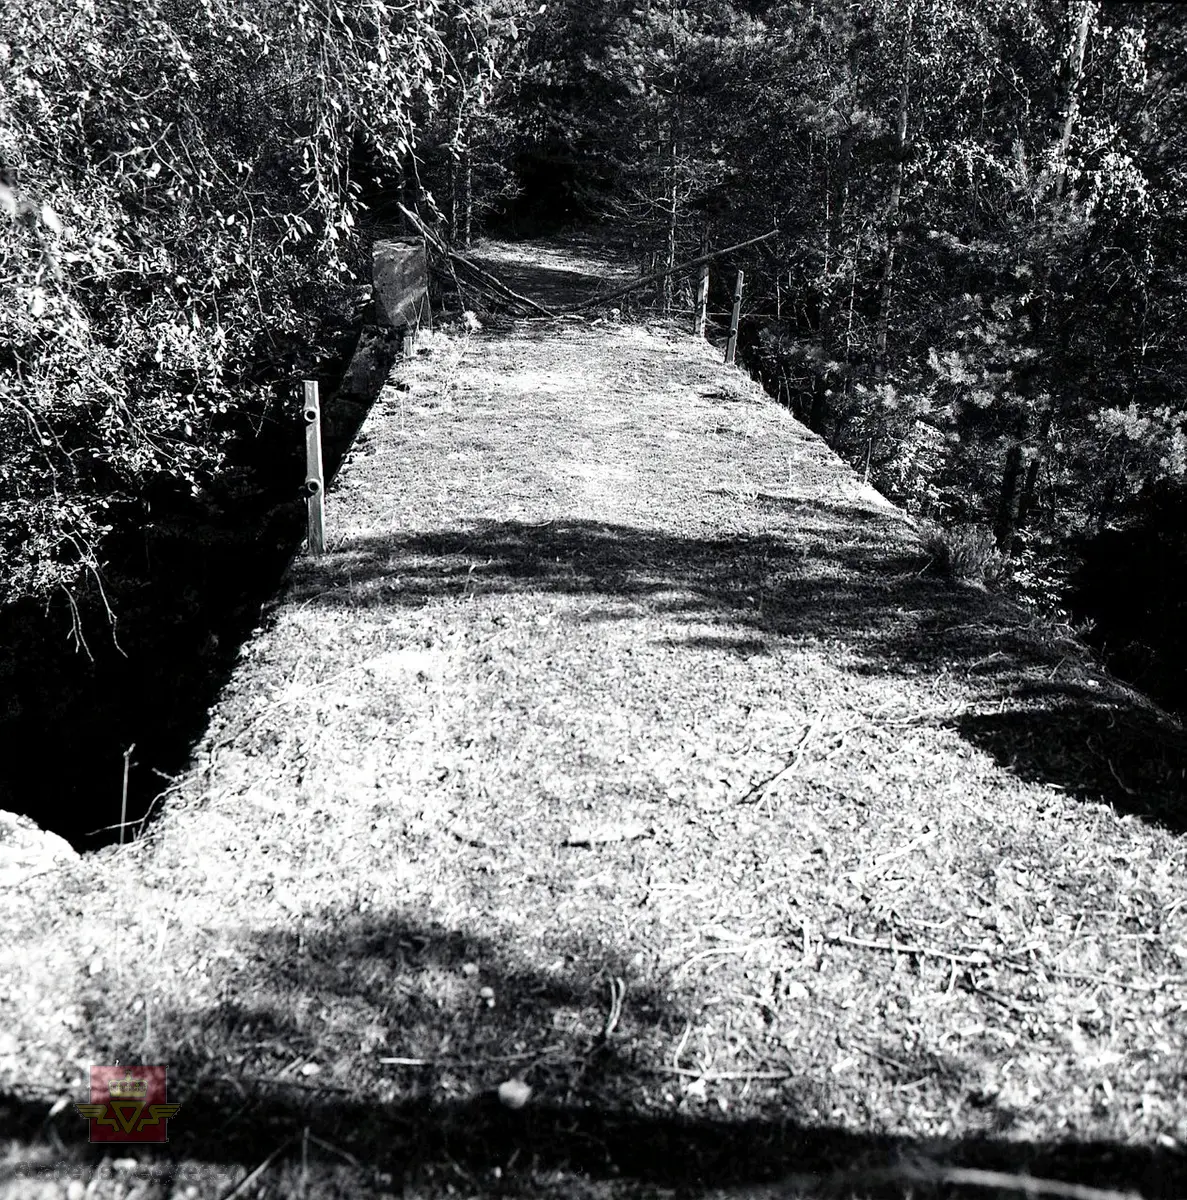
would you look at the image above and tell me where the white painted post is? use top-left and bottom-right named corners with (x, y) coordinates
top-left (725, 268), bottom-right (744, 365)
top-left (303, 380), bottom-right (325, 555)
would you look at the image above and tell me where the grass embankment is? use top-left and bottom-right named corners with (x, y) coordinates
top-left (2, 253), bottom-right (1186, 1199)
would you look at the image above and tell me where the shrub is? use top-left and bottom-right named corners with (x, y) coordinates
top-left (921, 521), bottom-right (1012, 588)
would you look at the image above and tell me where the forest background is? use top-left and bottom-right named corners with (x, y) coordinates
top-left (3, 0), bottom-right (1187, 728)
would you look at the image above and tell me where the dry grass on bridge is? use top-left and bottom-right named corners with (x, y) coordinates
top-left (2, 247), bottom-right (1187, 1200)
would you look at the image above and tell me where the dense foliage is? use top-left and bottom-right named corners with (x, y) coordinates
top-left (0, 0), bottom-right (493, 608)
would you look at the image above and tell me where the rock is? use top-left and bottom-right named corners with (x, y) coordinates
top-left (497, 1079), bottom-right (531, 1109)
top-left (0, 810), bottom-right (79, 889)
top-left (373, 238), bottom-right (428, 330)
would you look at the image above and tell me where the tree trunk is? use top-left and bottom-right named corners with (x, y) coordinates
top-left (449, 152), bottom-right (459, 243)
top-left (461, 148), bottom-right (473, 250)
top-left (996, 443), bottom-right (1041, 551)
top-left (1018, 401), bottom-right (1056, 528)
top-left (1053, 0), bottom-right (1095, 204)
top-left (1010, 2), bottom-right (1095, 534)
top-left (819, 131), bottom-right (852, 353)
top-left (809, 378), bottom-right (830, 437)
top-left (995, 442), bottom-right (1026, 552)
top-left (663, 156), bottom-right (678, 314)
top-left (845, 262), bottom-right (857, 359)
top-left (449, 93), bottom-right (467, 244)
top-left (874, 5), bottom-right (914, 383)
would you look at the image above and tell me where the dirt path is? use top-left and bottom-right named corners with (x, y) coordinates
top-left (3, 244), bottom-right (1187, 1199)
top-left (466, 233), bottom-right (638, 309)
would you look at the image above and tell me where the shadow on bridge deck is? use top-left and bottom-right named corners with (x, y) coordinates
top-left (3, 903), bottom-right (1184, 1197)
top-left (287, 514), bottom-right (1187, 836)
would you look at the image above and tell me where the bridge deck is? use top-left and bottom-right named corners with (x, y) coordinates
top-left (4, 247), bottom-right (1186, 1195)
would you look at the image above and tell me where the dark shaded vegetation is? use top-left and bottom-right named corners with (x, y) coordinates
top-left (0, 317), bottom-right (402, 851)
top-left (4, 911), bottom-right (1186, 1198)
top-left (735, 317), bottom-right (1187, 726)
top-left (955, 700), bottom-right (1187, 833)
top-left (288, 516), bottom-right (1186, 833)
top-left (1068, 486), bottom-right (1187, 718)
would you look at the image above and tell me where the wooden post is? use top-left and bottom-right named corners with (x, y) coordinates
top-left (402, 324), bottom-right (414, 359)
top-left (120, 743), bottom-right (135, 847)
top-left (725, 268), bottom-right (744, 365)
top-left (694, 262), bottom-right (709, 337)
top-left (303, 380), bottom-right (325, 556)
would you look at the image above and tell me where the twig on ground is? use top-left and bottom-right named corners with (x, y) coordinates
top-left (652, 1066), bottom-right (793, 1081)
top-left (671, 1019), bottom-right (692, 1070)
top-left (564, 822), bottom-right (651, 846)
top-left (845, 1037), bottom-right (922, 1075)
top-left (603, 976), bottom-right (626, 1038)
top-left (446, 822), bottom-right (495, 849)
top-left (379, 1045), bottom-right (570, 1069)
top-left (674, 941), bottom-right (777, 982)
top-left (1106, 757), bottom-right (1137, 795)
top-left (850, 830), bottom-right (940, 881)
top-left (800, 916), bottom-right (816, 967)
top-left (966, 982), bottom-right (1036, 1017)
top-left (306, 1132), bottom-right (362, 1169)
top-left (741, 712), bottom-right (827, 806)
top-left (216, 1136), bottom-right (296, 1200)
top-left (208, 662), bottom-right (354, 754)
top-left (826, 933), bottom-right (987, 965)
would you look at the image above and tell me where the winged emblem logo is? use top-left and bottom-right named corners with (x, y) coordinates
top-left (75, 1066), bottom-right (181, 1142)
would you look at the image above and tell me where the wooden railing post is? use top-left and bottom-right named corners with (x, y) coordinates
top-left (694, 262), bottom-right (709, 337)
top-left (725, 268), bottom-right (744, 364)
top-left (303, 380), bottom-right (325, 556)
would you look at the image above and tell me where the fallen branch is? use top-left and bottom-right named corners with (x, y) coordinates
top-left (829, 934), bottom-right (1185, 996)
top-left (451, 250), bottom-right (556, 317)
top-left (1010, 960), bottom-right (1183, 994)
top-left (397, 203), bottom-right (556, 317)
top-left (557, 228), bottom-right (779, 314)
